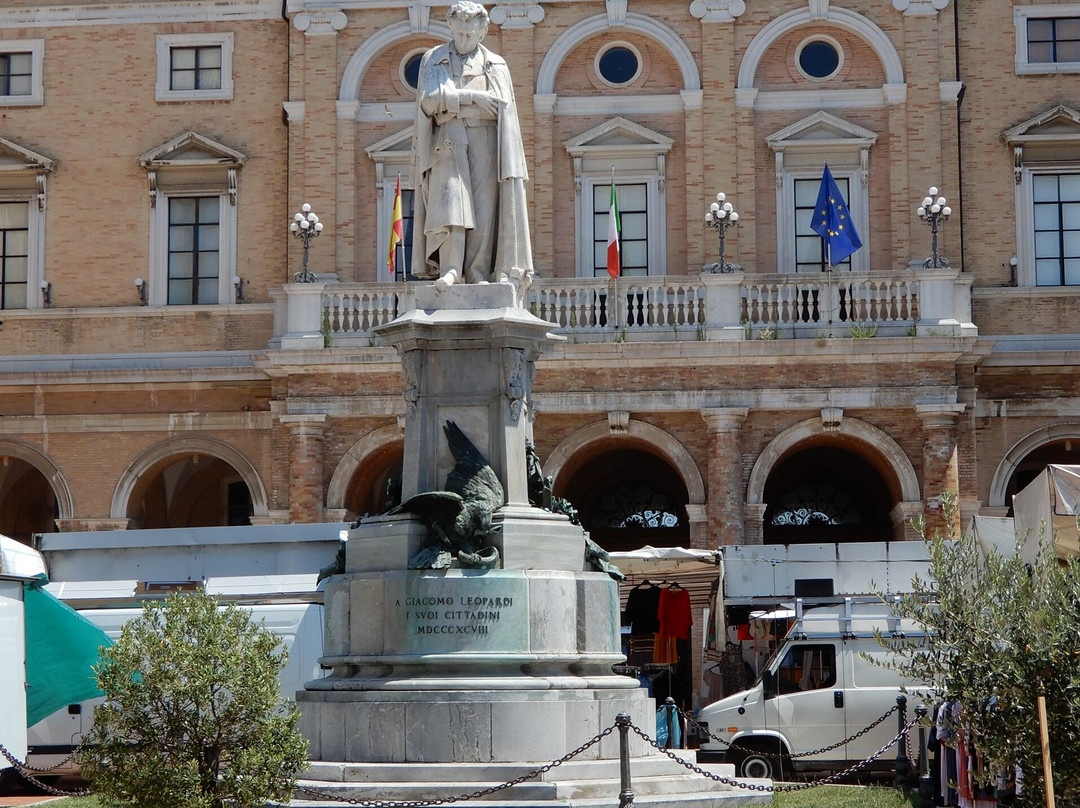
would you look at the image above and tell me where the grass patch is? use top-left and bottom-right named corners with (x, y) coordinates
top-left (48, 784), bottom-right (917, 808)
top-left (44, 796), bottom-right (99, 808)
top-left (774, 783), bottom-right (917, 808)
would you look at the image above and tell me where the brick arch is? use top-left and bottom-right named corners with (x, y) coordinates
top-left (339, 20), bottom-right (451, 102)
top-left (989, 423), bottom-right (1080, 508)
top-left (111, 436), bottom-right (268, 521)
top-left (746, 416), bottom-right (919, 505)
top-left (0, 440), bottom-right (74, 520)
top-left (536, 13), bottom-right (701, 95)
top-left (326, 424), bottom-right (404, 512)
top-left (543, 419), bottom-right (705, 506)
top-left (737, 7), bottom-right (903, 90)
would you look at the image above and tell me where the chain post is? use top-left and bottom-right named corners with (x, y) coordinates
top-left (616, 712), bottom-right (634, 808)
top-left (663, 698), bottom-right (676, 750)
top-left (915, 704), bottom-right (934, 808)
top-left (894, 694), bottom-right (911, 788)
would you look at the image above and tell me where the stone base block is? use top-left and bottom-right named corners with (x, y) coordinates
top-left (297, 687), bottom-right (654, 763)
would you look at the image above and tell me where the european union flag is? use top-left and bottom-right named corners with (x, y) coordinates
top-left (811, 164), bottom-right (862, 266)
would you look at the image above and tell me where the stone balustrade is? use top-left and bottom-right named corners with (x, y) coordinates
top-left (273, 268), bottom-right (976, 348)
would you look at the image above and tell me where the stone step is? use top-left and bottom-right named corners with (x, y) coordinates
top-left (296, 772), bottom-right (743, 802)
top-left (301, 753), bottom-right (731, 784)
top-left (287, 789), bottom-right (771, 808)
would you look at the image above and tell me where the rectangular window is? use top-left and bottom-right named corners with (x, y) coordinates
top-left (168, 197), bottom-right (221, 304)
top-left (0, 201), bottom-right (29, 309)
top-left (592, 183), bottom-right (648, 278)
top-left (156, 34), bottom-right (233, 101)
top-left (1028, 17), bottom-right (1080, 63)
top-left (0, 53), bottom-right (33, 96)
top-left (1033, 173), bottom-right (1080, 286)
top-left (794, 176), bottom-right (853, 272)
top-left (170, 46), bottom-right (222, 91)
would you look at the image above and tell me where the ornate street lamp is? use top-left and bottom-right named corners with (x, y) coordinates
top-left (290, 202), bottom-right (324, 283)
top-left (704, 192), bottom-right (740, 273)
top-left (917, 186), bottom-right (952, 269)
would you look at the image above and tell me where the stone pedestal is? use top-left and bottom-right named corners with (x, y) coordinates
top-left (298, 281), bottom-right (652, 764)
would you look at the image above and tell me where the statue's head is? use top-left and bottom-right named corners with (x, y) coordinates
top-left (447, 1), bottom-right (489, 53)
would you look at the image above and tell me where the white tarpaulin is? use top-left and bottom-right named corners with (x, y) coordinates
top-left (607, 545), bottom-right (721, 576)
top-left (1012, 464), bottom-right (1080, 561)
top-left (968, 514), bottom-right (1017, 558)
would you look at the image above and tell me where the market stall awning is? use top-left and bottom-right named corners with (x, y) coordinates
top-left (607, 545), bottom-right (721, 576)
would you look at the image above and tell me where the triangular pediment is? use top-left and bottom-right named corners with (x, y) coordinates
top-left (1004, 105), bottom-right (1080, 145)
top-left (0, 136), bottom-right (55, 173)
top-left (139, 131), bottom-right (246, 168)
top-left (565, 117), bottom-right (674, 156)
top-left (766, 112), bottom-right (878, 152)
top-left (365, 126), bottom-right (414, 161)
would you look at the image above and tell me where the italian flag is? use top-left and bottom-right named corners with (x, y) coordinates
top-left (606, 180), bottom-right (620, 279)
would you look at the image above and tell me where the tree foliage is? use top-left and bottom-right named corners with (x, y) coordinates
top-left (880, 493), bottom-right (1080, 803)
top-left (75, 593), bottom-right (308, 808)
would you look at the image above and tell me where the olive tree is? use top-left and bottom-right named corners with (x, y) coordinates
top-left (880, 494), bottom-right (1080, 803)
top-left (76, 592), bottom-right (308, 808)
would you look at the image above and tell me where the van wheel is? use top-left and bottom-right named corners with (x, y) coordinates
top-left (734, 741), bottom-right (789, 779)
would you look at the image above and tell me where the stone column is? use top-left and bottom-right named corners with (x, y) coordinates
top-left (685, 503), bottom-right (708, 550)
top-left (280, 414), bottom-right (327, 523)
top-left (915, 404), bottom-right (964, 539)
top-left (700, 407), bottom-right (749, 546)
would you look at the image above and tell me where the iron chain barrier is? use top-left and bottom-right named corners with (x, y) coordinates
top-left (0, 707), bottom-right (918, 804)
top-left (291, 725), bottom-right (616, 807)
top-left (0, 740), bottom-right (90, 797)
top-left (628, 715), bottom-right (918, 793)
top-left (678, 701), bottom-right (901, 760)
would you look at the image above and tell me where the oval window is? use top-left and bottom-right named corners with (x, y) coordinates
top-left (797, 38), bottom-right (842, 81)
top-left (401, 52), bottom-right (423, 91)
top-left (596, 44), bottom-right (641, 87)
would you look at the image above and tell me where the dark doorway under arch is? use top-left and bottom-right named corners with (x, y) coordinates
top-left (343, 443), bottom-right (404, 521)
top-left (128, 454), bottom-right (253, 529)
top-left (555, 447), bottom-right (689, 553)
top-left (763, 445), bottom-right (894, 544)
top-left (0, 456), bottom-right (59, 544)
top-left (1003, 438), bottom-right (1080, 515)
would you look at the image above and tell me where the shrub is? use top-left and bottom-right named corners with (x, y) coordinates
top-left (880, 493), bottom-right (1080, 804)
top-left (75, 592), bottom-right (308, 808)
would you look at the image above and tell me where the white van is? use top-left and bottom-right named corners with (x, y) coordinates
top-left (696, 599), bottom-right (927, 779)
top-left (22, 601), bottom-right (327, 778)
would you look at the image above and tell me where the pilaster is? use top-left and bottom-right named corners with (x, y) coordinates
top-left (915, 403), bottom-right (964, 539)
top-left (281, 414), bottom-right (328, 523)
top-left (701, 407), bottom-right (749, 546)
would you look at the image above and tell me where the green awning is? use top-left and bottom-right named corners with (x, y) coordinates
top-left (23, 579), bottom-right (112, 727)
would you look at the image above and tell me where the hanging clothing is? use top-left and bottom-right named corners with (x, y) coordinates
top-left (624, 582), bottom-right (662, 635)
top-left (657, 586), bottom-right (692, 640)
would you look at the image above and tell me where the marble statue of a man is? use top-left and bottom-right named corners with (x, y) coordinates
top-left (410, 1), bottom-right (534, 301)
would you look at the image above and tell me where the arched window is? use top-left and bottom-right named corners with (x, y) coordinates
top-left (769, 481), bottom-right (863, 527)
top-left (591, 482), bottom-right (682, 529)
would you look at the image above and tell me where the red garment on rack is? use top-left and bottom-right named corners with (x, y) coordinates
top-left (657, 587), bottom-right (692, 640)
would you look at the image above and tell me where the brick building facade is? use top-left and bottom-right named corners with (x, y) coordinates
top-left (0, 0), bottom-right (1076, 565)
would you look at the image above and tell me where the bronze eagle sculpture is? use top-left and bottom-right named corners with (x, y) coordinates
top-left (391, 421), bottom-right (505, 569)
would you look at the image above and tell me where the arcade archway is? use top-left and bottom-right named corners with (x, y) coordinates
top-left (762, 444), bottom-right (895, 544)
top-left (0, 455), bottom-right (59, 543)
top-left (555, 446), bottom-right (690, 553)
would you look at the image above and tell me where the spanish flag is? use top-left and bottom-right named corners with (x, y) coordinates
top-left (387, 175), bottom-right (404, 276)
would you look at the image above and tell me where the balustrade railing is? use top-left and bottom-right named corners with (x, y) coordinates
top-left (285, 269), bottom-right (971, 346)
top-left (742, 273), bottom-right (918, 336)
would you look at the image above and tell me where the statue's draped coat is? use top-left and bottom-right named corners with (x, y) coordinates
top-left (410, 41), bottom-right (533, 280)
